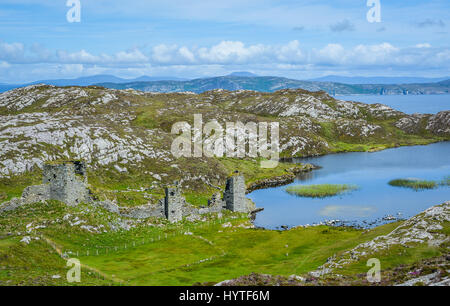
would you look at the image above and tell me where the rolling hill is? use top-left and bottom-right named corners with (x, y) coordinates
top-left (97, 75), bottom-right (450, 95)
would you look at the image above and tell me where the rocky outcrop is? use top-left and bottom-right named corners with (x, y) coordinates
top-left (394, 114), bottom-right (427, 134)
top-left (395, 111), bottom-right (450, 136)
top-left (426, 111), bottom-right (450, 136)
top-left (310, 201), bottom-right (450, 278)
top-left (0, 85), bottom-right (447, 182)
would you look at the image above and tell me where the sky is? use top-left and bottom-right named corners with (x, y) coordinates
top-left (0, 0), bottom-right (449, 83)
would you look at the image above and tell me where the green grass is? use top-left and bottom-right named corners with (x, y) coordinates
top-left (329, 243), bottom-right (445, 281)
top-left (285, 184), bottom-right (358, 198)
top-left (0, 198), bottom-right (403, 286)
top-left (0, 235), bottom-right (113, 286)
top-left (78, 221), bottom-right (400, 286)
top-left (0, 170), bottom-right (42, 204)
top-left (388, 179), bottom-right (437, 190)
top-left (1, 198), bottom-right (447, 286)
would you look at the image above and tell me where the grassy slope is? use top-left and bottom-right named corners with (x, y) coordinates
top-left (0, 200), bottom-right (405, 286)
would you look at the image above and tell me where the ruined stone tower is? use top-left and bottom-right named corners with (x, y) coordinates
top-left (164, 181), bottom-right (184, 223)
top-left (223, 172), bottom-right (247, 212)
top-left (42, 161), bottom-right (91, 206)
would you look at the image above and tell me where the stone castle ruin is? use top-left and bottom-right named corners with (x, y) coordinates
top-left (41, 161), bottom-right (91, 206)
top-left (0, 161), bottom-right (256, 222)
top-left (159, 172), bottom-right (254, 222)
top-left (164, 181), bottom-right (185, 223)
top-left (223, 173), bottom-right (247, 213)
top-left (4, 161), bottom-right (93, 210)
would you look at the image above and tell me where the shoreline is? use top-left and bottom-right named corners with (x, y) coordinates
top-left (248, 140), bottom-right (449, 196)
top-left (247, 141), bottom-right (449, 231)
top-left (246, 163), bottom-right (318, 194)
top-left (281, 139), bottom-right (448, 161)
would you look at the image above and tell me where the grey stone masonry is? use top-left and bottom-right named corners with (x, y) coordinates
top-left (42, 161), bottom-right (91, 206)
top-left (0, 160), bottom-right (93, 213)
top-left (164, 181), bottom-right (185, 223)
top-left (207, 192), bottom-right (227, 213)
top-left (1, 162), bottom-right (256, 219)
top-left (223, 172), bottom-right (247, 212)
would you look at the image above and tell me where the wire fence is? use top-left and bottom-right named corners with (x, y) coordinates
top-left (61, 217), bottom-right (237, 257)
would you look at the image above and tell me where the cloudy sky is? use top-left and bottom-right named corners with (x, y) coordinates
top-left (0, 0), bottom-right (449, 83)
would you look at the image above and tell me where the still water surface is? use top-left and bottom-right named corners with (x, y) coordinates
top-left (250, 142), bottom-right (450, 229)
top-left (337, 94), bottom-right (449, 114)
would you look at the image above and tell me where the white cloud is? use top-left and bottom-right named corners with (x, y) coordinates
top-left (275, 40), bottom-right (305, 63)
top-left (0, 42), bottom-right (25, 61)
top-left (415, 43), bottom-right (432, 49)
top-left (115, 49), bottom-right (148, 62)
top-left (56, 49), bottom-right (100, 64)
top-left (178, 47), bottom-right (195, 63)
top-left (0, 61), bottom-right (11, 69)
top-left (197, 41), bottom-right (268, 64)
top-left (152, 44), bottom-right (179, 63)
top-left (0, 40), bottom-right (449, 83)
top-left (315, 44), bottom-right (346, 64)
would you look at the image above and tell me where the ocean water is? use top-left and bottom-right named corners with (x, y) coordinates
top-left (336, 94), bottom-right (450, 114)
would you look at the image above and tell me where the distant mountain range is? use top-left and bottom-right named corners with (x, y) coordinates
top-left (0, 74), bottom-right (187, 93)
top-left (308, 75), bottom-right (450, 85)
top-left (97, 76), bottom-right (450, 95)
top-left (1, 73), bottom-right (449, 95)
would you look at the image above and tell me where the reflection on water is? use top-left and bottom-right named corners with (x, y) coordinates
top-left (249, 142), bottom-right (450, 229)
top-left (295, 171), bottom-right (315, 181)
top-left (319, 205), bottom-right (377, 218)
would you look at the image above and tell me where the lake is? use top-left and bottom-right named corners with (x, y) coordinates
top-left (337, 94), bottom-right (450, 114)
top-left (249, 142), bottom-right (450, 229)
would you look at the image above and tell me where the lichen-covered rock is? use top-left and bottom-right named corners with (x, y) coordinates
top-left (426, 111), bottom-right (450, 136)
top-left (0, 85), bottom-right (447, 181)
top-left (394, 115), bottom-right (425, 134)
top-left (335, 119), bottom-right (382, 138)
top-left (0, 197), bottom-right (26, 213)
top-left (310, 201), bottom-right (450, 278)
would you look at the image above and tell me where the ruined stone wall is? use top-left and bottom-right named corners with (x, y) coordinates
top-left (223, 174), bottom-right (247, 212)
top-left (121, 200), bottom-right (165, 219)
top-left (207, 192), bottom-right (226, 213)
top-left (42, 161), bottom-right (91, 206)
top-left (1, 161), bottom-right (256, 220)
top-left (164, 183), bottom-right (185, 223)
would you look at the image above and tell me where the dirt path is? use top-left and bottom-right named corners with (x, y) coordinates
top-left (41, 234), bottom-right (125, 284)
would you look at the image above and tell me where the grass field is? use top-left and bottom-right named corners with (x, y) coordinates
top-left (0, 199), bottom-right (407, 286)
top-left (1, 198), bottom-right (448, 286)
top-left (285, 184), bottom-right (358, 198)
top-left (47, 221), bottom-right (402, 286)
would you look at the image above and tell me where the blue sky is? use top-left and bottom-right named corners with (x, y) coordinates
top-left (0, 0), bottom-right (449, 83)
